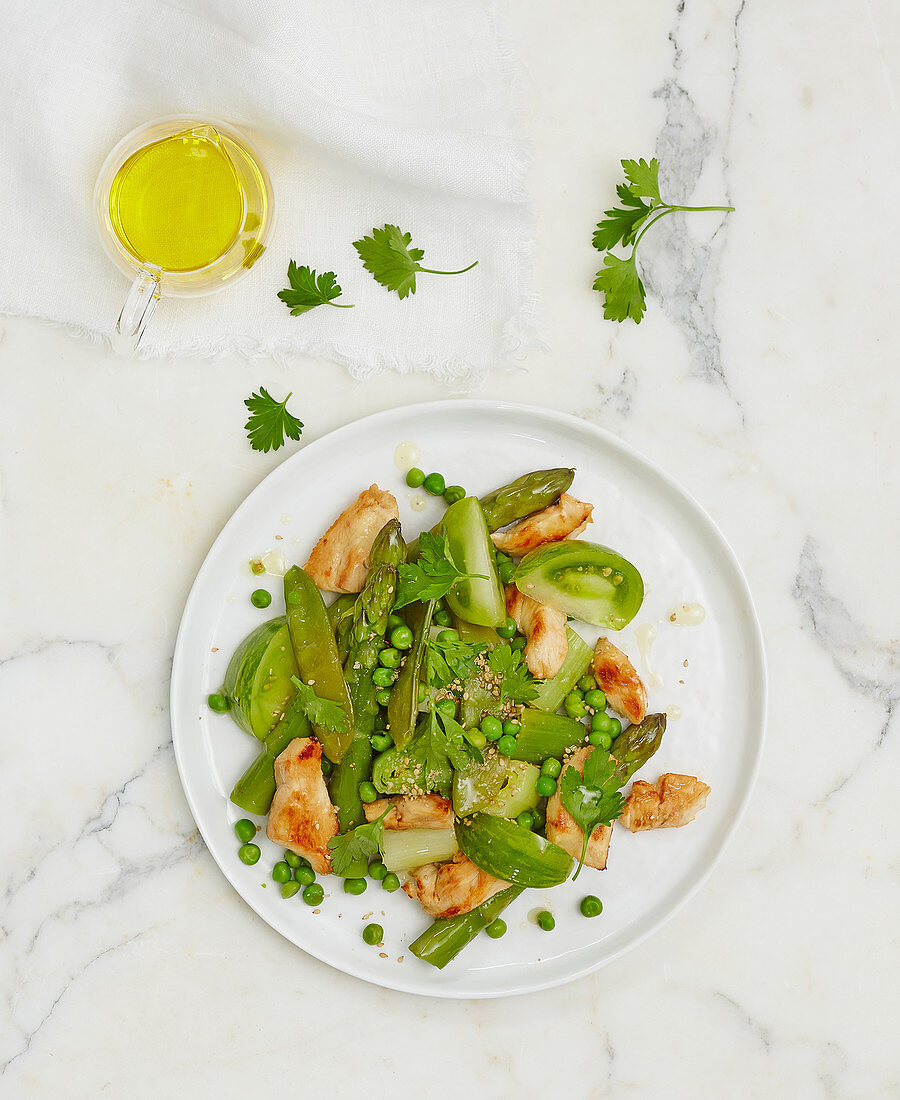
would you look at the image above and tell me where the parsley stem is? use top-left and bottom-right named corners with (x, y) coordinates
top-left (630, 203), bottom-right (734, 258)
top-left (328, 302), bottom-right (356, 308)
top-left (416, 260), bottom-right (479, 276)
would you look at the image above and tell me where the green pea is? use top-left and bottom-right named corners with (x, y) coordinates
top-left (371, 733), bottom-right (393, 752)
top-left (379, 647), bottom-right (401, 669)
top-left (584, 688), bottom-right (607, 710)
top-left (295, 866), bottom-right (316, 886)
top-left (607, 717), bottom-right (622, 737)
top-left (536, 910), bottom-right (555, 931)
top-left (281, 881), bottom-right (302, 899)
top-left (577, 674), bottom-right (596, 693)
top-left (359, 781), bottom-right (378, 804)
top-left (372, 667), bottom-right (396, 688)
top-left (510, 636), bottom-right (526, 651)
top-left (516, 811), bottom-right (534, 830)
top-left (368, 861), bottom-right (387, 881)
top-left (376, 689), bottom-right (392, 708)
top-left (481, 715), bottom-right (503, 740)
top-left (238, 843), bottom-right (260, 865)
top-left (541, 757), bottom-right (561, 779)
top-left (283, 849), bottom-right (302, 869)
top-left (464, 727), bottom-right (487, 751)
top-left (498, 559), bottom-right (517, 585)
top-left (208, 692), bottom-right (230, 713)
top-left (502, 719), bottom-right (520, 737)
top-left (406, 467), bottom-right (425, 488)
top-left (443, 485), bottom-right (466, 505)
top-left (423, 472), bottom-right (446, 496)
top-left (590, 711), bottom-right (608, 732)
top-left (321, 757), bottom-right (333, 778)
top-left (435, 697), bottom-right (457, 718)
top-left (564, 692), bottom-right (587, 719)
top-left (388, 613), bottom-right (405, 630)
top-left (433, 608), bottom-right (453, 627)
top-left (234, 819), bottom-right (256, 843)
top-left (302, 883), bottom-right (324, 906)
top-left (591, 730), bottom-right (613, 750)
top-left (250, 588), bottom-right (272, 609)
top-left (496, 616), bottom-right (517, 639)
top-left (485, 918), bottom-right (507, 939)
top-left (272, 861), bottom-right (292, 884)
top-left (531, 807), bottom-right (545, 830)
top-left (390, 625), bottom-right (414, 650)
top-left (497, 734), bottom-right (517, 756)
top-left (363, 923), bottom-right (384, 945)
top-left (436, 628), bottom-right (458, 646)
top-left (344, 877), bottom-right (367, 895)
top-left (580, 895), bottom-right (603, 918)
top-left (535, 776), bottom-right (557, 798)
top-left (382, 872), bottom-right (401, 892)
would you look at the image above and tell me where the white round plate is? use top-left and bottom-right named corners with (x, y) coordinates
top-left (171, 400), bottom-right (766, 998)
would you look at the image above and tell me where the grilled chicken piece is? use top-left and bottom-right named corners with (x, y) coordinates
top-left (266, 737), bottom-right (338, 874)
top-left (506, 586), bottom-right (568, 679)
top-left (304, 485), bottom-right (399, 593)
top-left (592, 637), bottom-right (648, 724)
top-left (492, 493), bottom-right (594, 555)
top-left (364, 794), bottom-right (454, 830)
top-left (403, 852), bottom-right (508, 919)
top-left (620, 774), bottom-right (710, 832)
top-left (545, 747), bottom-right (612, 870)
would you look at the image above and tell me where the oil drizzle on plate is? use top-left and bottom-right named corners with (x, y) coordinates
top-left (667, 602), bottom-right (706, 626)
top-left (393, 441), bottom-right (420, 472)
top-left (634, 623), bottom-right (663, 688)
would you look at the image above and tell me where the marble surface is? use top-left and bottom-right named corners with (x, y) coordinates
top-left (1, 0), bottom-right (898, 1096)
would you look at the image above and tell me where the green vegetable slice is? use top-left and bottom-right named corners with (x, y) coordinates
top-left (223, 617), bottom-right (297, 740)
top-left (441, 497), bottom-right (506, 628)
top-left (513, 540), bottom-right (644, 629)
top-left (455, 812), bottom-right (573, 888)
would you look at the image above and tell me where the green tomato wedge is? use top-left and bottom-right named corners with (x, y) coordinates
top-left (456, 812), bottom-right (573, 888)
top-left (441, 497), bottom-right (506, 628)
top-left (223, 617), bottom-right (298, 740)
top-left (513, 540), bottom-right (644, 629)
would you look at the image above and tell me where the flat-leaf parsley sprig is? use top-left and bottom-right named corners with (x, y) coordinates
top-left (353, 224), bottom-right (478, 300)
top-left (243, 388), bottom-right (304, 453)
top-left (592, 157), bottom-right (734, 324)
top-left (278, 261), bottom-right (354, 316)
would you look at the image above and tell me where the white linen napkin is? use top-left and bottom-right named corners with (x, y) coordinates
top-left (0, 0), bottom-right (534, 384)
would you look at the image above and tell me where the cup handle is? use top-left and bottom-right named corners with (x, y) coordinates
top-left (114, 268), bottom-right (160, 353)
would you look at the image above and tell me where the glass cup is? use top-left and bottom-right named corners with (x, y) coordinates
top-left (94, 115), bottom-right (275, 351)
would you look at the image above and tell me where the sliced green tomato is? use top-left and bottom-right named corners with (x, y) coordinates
top-left (452, 616), bottom-right (500, 648)
top-left (382, 828), bottom-right (459, 874)
top-left (456, 812), bottom-right (573, 888)
top-left (488, 759), bottom-right (541, 818)
top-left (513, 540), bottom-right (644, 629)
top-left (442, 497), bottom-right (506, 628)
top-left (223, 617), bottom-right (297, 740)
top-left (453, 754), bottom-right (508, 816)
top-left (530, 628), bottom-right (593, 712)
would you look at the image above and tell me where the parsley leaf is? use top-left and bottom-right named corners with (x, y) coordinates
top-left (352, 224), bottom-right (478, 299)
top-left (394, 531), bottom-right (485, 609)
top-left (559, 749), bottom-right (626, 879)
top-left (621, 157), bottom-right (661, 202)
top-left (244, 388), bottom-right (304, 453)
top-left (593, 253), bottom-right (647, 324)
top-left (290, 676), bottom-right (350, 735)
top-left (487, 643), bottom-right (539, 705)
top-left (426, 631), bottom-right (482, 690)
top-left (405, 709), bottom-right (481, 796)
top-left (327, 807), bottom-right (389, 876)
top-left (592, 158), bottom-right (733, 324)
top-left (277, 261), bottom-right (354, 316)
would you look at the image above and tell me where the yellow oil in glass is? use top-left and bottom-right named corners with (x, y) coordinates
top-left (108, 126), bottom-right (246, 273)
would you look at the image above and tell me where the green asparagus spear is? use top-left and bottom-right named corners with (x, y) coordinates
top-left (409, 886), bottom-right (524, 969)
top-left (330, 521), bottom-right (404, 855)
top-left (387, 598), bottom-right (434, 749)
top-left (229, 693), bottom-right (313, 815)
top-left (610, 712), bottom-right (667, 785)
top-left (283, 566), bottom-right (354, 762)
top-left (478, 468), bottom-right (575, 531)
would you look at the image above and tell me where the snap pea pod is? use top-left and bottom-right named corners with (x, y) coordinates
top-left (229, 694), bottom-right (313, 815)
top-left (387, 599), bottom-right (435, 749)
top-left (328, 594), bottom-right (358, 662)
top-left (409, 886), bottom-right (524, 969)
top-left (508, 708), bottom-right (587, 764)
top-left (331, 522), bottom-right (404, 857)
top-left (456, 812), bottom-right (573, 887)
top-left (610, 712), bottom-right (667, 786)
top-left (283, 566), bottom-right (354, 762)
top-left (478, 468), bottom-right (575, 532)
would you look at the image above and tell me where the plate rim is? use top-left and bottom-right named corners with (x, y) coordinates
top-left (170, 398), bottom-right (767, 998)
